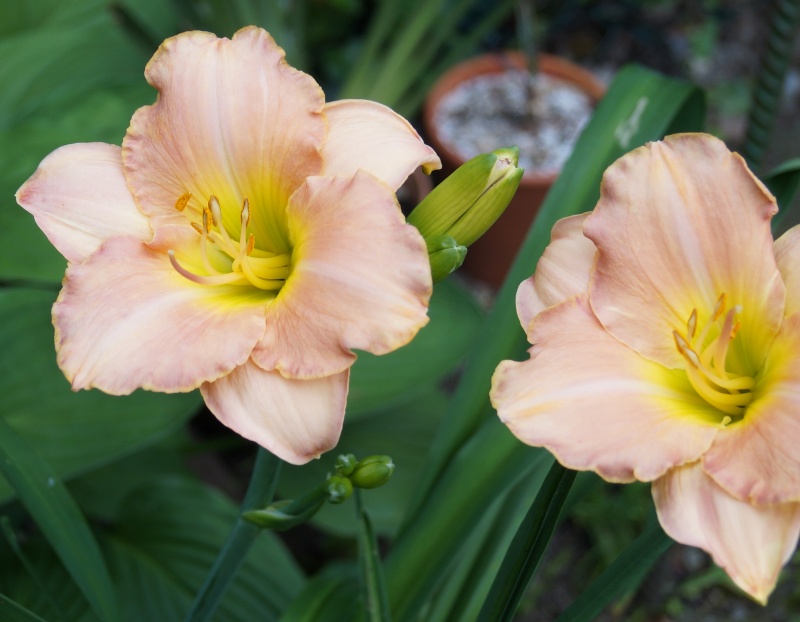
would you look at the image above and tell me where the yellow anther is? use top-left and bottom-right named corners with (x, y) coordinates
top-left (673, 330), bottom-right (690, 354)
top-left (712, 293), bottom-right (726, 321)
top-left (687, 309), bottom-right (697, 339)
top-left (203, 206), bottom-right (215, 229)
top-left (191, 222), bottom-right (203, 235)
top-left (721, 416), bottom-right (732, 427)
top-left (175, 192), bottom-right (192, 212)
top-left (731, 320), bottom-right (741, 339)
top-left (247, 234), bottom-right (255, 255)
top-left (208, 196), bottom-right (222, 225)
top-left (241, 198), bottom-right (251, 226)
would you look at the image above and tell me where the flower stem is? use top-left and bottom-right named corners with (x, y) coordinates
top-left (742, 0), bottom-right (800, 171)
top-left (355, 489), bottom-right (391, 622)
top-left (476, 460), bottom-right (576, 622)
top-left (184, 447), bottom-right (282, 622)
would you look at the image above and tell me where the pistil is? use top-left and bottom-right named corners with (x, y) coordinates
top-left (168, 194), bottom-right (290, 291)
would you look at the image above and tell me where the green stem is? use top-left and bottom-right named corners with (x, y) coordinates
top-left (742, 0), bottom-right (800, 171)
top-left (355, 490), bottom-right (391, 622)
top-left (184, 448), bottom-right (282, 622)
top-left (476, 461), bottom-right (576, 622)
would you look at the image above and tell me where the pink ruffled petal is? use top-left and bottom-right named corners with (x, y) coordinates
top-left (653, 462), bottom-right (800, 604)
top-left (201, 361), bottom-right (348, 465)
top-left (322, 100), bottom-right (441, 191)
top-left (54, 226), bottom-right (269, 394)
top-left (15, 143), bottom-right (151, 264)
top-left (516, 213), bottom-right (596, 332)
top-left (122, 27), bottom-right (325, 253)
top-left (584, 134), bottom-right (784, 369)
top-left (703, 312), bottom-right (800, 504)
top-left (253, 172), bottom-right (431, 378)
top-left (775, 224), bottom-right (800, 316)
top-left (491, 296), bottom-right (721, 483)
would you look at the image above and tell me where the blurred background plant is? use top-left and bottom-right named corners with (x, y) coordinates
top-left (2, 1), bottom-right (800, 621)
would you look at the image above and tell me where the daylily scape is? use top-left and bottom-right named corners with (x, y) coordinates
top-left (16, 27), bottom-right (440, 465)
top-left (492, 133), bottom-right (800, 603)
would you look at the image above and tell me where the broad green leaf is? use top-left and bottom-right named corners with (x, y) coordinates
top-left (279, 388), bottom-right (449, 537)
top-left (0, 15), bottom-right (147, 129)
top-left (2, 477), bottom-right (305, 622)
top-left (347, 279), bottom-right (484, 419)
top-left (0, 288), bottom-right (201, 502)
top-left (279, 565), bottom-right (363, 622)
top-left (764, 158), bottom-right (800, 234)
top-left (555, 514), bottom-right (673, 622)
top-left (0, 85), bottom-right (151, 283)
top-left (105, 477), bottom-right (303, 622)
top-left (0, 593), bottom-right (49, 622)
top-left (0, 0), bottom-right (107, 36)
top-left (0, 418), bottom-right (120, 622)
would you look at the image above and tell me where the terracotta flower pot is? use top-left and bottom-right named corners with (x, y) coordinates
top-left (423, 52), bottom-right (606, 289)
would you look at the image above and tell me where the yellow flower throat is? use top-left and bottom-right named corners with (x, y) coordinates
top-left (673, 293), bottom-right (754, 419)
top-left (168, 192), bottom-right (290, 290)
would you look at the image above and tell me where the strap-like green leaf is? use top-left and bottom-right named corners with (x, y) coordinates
top-left (555, 515), bottom-right (673, 622)
top-left (0, 418), bottom-right (120, 622)
top-left (477, 461), bottom-right (576, 622)
top-left (0, 593), bottom-right (48, 622)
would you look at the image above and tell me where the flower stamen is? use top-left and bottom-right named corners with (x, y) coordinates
top-left (673, 293), bottom-right (754, 418)
top-left (170, 194), bottom-right (291, 291)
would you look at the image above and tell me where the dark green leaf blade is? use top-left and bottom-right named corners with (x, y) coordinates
top-left (0, 593), bottom-right (49, 622)
top-left (555, 515), bottom-right (673, 622)
top-left (477, 461), bottom-right (576, 622)
top-left (0, 288), bottom-right (201, 503)
top-left (0, 418), bottom-right (120, 622)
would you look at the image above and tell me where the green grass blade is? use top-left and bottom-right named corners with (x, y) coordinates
top-left (0, 594), bottom-right (48, 622)
top-left (477, 462), bottom-right (576, 622)
top-left (386, 419), bottom-right (550, 622)
top-left (555, 514), bottom-right (673, 622)
top-left (0, 418), bottom-right (119, 622)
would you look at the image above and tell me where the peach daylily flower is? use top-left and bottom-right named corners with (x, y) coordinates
top-left (491, 134), bottom-right (800, 603)
top-left (16, 27), bottom-right (440, 465)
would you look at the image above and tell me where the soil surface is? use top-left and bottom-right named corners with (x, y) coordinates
top-left (432, 70), bottom-right (593, 177)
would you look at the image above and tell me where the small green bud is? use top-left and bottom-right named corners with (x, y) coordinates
top-left (243, 492), bottom-right (325, 531)
top-left (407, 147), bottom-right (524, 254)
top-left (335, 453), bottom-right (358, 476)
top-left (350, 455), bottom-right (395, 489)
top-left (326, 474), bottom-right (353, 504)
top-left (427, 235), bottom-right (467, 282)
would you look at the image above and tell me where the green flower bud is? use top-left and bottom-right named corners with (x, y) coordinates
top-left (326, 474), bottom-right (353, 504)
top-left (335, 453), bottom-right (358, 476)
top-left (427, 235), bottom-right (467, 282)
top-left (243, 490), bottom-right (325, 531)
top-left (407, 147), bottom-right (524, 251)
top-left (350, 455), bottom-right (395, 489)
